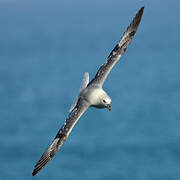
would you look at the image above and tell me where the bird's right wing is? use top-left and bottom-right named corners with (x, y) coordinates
top-left (79, 72), bottom-right (89, 93)
top-left (88, 6), bottom-right (144, 87)
top-left (69, 72), bottom-right (89, 112)
top-left (32, 97), bottom-right (89, 176)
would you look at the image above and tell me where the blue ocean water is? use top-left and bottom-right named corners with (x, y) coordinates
top-left (0, 0), bottom-right (180, 180)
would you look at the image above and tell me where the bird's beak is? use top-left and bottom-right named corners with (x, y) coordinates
top-left (107, 104), bottom-right (111, 111)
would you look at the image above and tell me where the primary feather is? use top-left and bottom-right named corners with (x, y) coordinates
top-left (32, 98), bottom-right (89, 176)
top-left (88, 6), bottom-right (144, 87)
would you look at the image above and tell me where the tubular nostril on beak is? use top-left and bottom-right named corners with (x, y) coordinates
top-left (107, 104), bottom-right (111, 111)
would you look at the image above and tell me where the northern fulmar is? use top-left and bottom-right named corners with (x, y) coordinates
top-left (32, 6), bottom-right (144, 176)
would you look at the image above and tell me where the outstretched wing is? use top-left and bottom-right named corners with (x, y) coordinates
top-left (88, 6), bottom-right (144, 87)
top-left (79, 72), bottom-right (89, 93)
top-left (32, 97), bottom-right (89, 176)
top-left (69, 72), bottom-right (89, 112)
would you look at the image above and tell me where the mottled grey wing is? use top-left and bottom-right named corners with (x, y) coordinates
top-left (32, 97), bottom-right (89, 176)
top-left (88, 6), bottom-right (144, 87)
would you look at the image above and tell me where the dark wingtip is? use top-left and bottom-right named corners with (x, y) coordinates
top-left (32, 170), bottom-right (36, 176)
top-left (32, 167), bottom-right (40, 176)
top-left (141, 6), bottom-right (145, 10)
top-left (132, 6), bottom-right (144, 30)
top-left (138, 6), bottom-right (144, 17)
top-left (139, 6), bottom-right (144, 17)
top-left (139, 6), bottom-right (144, 12)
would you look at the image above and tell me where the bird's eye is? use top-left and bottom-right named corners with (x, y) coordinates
top-left (103, 99), bottom-right (106, 103)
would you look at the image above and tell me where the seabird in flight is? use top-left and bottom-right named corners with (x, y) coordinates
top-left (32, 6), bottom-right (144, 176)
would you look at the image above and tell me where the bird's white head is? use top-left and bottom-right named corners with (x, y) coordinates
top-left (100, 93), bottom-right (111, 111)
top-left (88, 88), bottom-right (111, 111)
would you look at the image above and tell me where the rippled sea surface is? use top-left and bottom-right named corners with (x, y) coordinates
top-left (1, 0), bottom-right (180, 180)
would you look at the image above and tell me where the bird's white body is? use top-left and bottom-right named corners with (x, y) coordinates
top-left (70, 72), bottom-right (111, 111)
top-left (81, 86), bottom-right (111, 108)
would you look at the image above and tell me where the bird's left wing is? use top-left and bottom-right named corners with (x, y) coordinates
top-left (32, 97), bottom-right (89, 176)
top-left (88, 6), bottom-right (144, 87)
